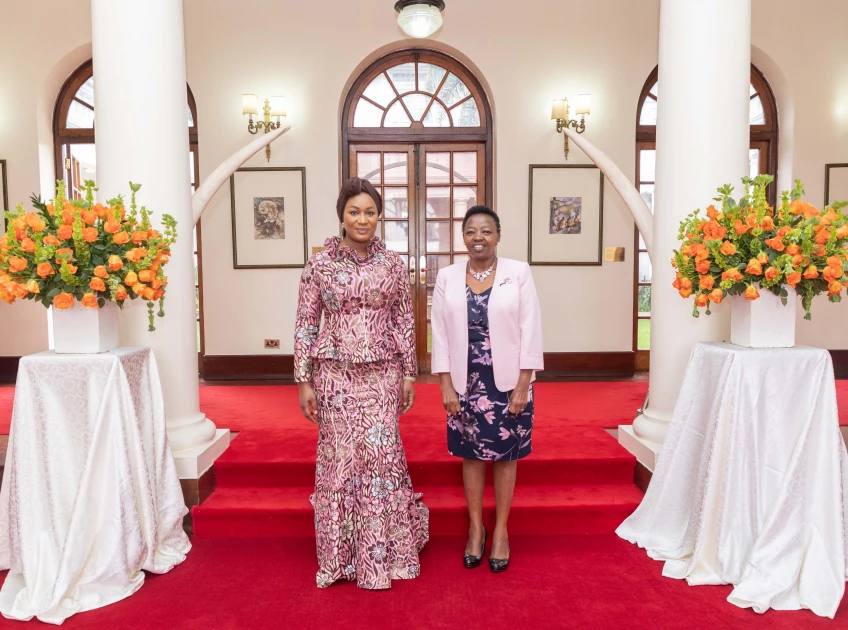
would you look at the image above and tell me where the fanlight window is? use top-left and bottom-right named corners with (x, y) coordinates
top-left (639, 81), bottom-right (768, 127)
top-left (353, 61), bottom-right (481, 128)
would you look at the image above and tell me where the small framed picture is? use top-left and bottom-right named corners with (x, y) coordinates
top-left (528, 164), bottom-right (604, 265)
top-left (230, 167), bottom-right (308, 269)
top-left (0, 160), bottom-right (8, 231)
top-left (825, 163), bottom-right (848, 206)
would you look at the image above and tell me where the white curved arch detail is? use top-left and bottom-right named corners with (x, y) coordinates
top-left (191, 125), bottom-right (291, 225)
top-left (562, 128), bottom-right (653, 258)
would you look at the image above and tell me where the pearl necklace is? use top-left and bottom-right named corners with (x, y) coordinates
top-left (468, 259), bottom-right (497, 283)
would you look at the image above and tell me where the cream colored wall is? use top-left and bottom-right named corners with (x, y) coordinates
top-left (2, 0), bottom-right (847, 357)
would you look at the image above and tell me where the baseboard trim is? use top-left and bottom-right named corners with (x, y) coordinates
top-left (541, 351), bottom-right (635, 378)
top-left (0, 357), bottom-right (20, 384)
top-left (831, 350), bottom-right (848, 379)
top-left (201, 354), bottom-right (295, 381)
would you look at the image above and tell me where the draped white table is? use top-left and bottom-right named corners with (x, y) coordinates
top-left (618, 342), bottom-right (848, 618)
top-left (0, 348), bottom-right (191, 625)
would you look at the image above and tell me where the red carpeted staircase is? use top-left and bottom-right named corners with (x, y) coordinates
top-left (192, 382), bottom-right (648, 538)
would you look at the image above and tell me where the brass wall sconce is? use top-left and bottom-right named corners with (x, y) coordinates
top-left (242, 94), bottom-right (286, 161)
top-left (551, 94), bottom-right (590, 160)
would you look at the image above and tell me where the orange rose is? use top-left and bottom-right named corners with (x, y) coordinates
top-left (124, 271), bottom-right (138, 286)
top-left (20, 237), bottom-right (35, 253)
top-left (115, 287), bottom-right (129, 301)
top-left (80, 293), bottom-right (98, 308)
top-left (89, 277), bottom-right (106, 292)
top-left (745, 213), bottom-right (759, 228)
top-left (11, 284), bottom-right (28, 299)
top-left (126, 247), bottom-right (148, 263)
top-left (52, 292), bottom-right (75, 310)
top-left (94, 265), bottom-right (109, 279)
top-left (722, 268), bottom-right (743, 283)
top-left (813, 244), bottom-right (827, 257)
top-left (699, 275), bottom-right (715, 290)
top-left (131, 230), bottom-right (148, 244)
top-left (679, 288), bottom-right (693, 299)
top-left (43, 234), bottom-right (61, 247)
top-left (679, 277), bottom-right (692, 291)
top-left (734, 219), bottom-right (749, 235)
top-left (702, 221), bottom-right (727, 241)
top-left (757, 252), bottom-right (769, 265)
top-left (824, 266), bottom-right (841, 283)
top-left (112, 231), bottom-right (130, 245)
top-left (12, 216), bottom-right (27, 233)
top-left (786, 243), bottom-right (800, 255)
top-left (81, 210), bottom-right (97, 225)
top-left (719, 241), bottom-right (736, 256)
top-left (55, 247), bottom-right (73, 261)
top-left (83, 227), bottom-right (98, 243)
top-left (792, 254), bottom-right (805, 267)
top-left (107, 255), bottom-right (124, 271)
top-left (150, 277), bottom-right (164, 290)
top-left (695, 293), bottom-right (709, 308)
top-left (148, 229), bottom-right (161, 240)
top-left (745, 259), bottom-right (763, 276)
top-left (131, 282), bottom-right (146, 296)
top-left (36, 262), bottom-right (55, 278)
top-left (152, 289), bottom-right (164, 301)
top-left (786, 271), bottom-right (802, 288)
top-left (57, 225), bottom-right (73, 241)
top-left (104, 219), bottom-right (120, 234)
top-left (61, 209), bottom-right (75, 226)
top-left (24, 280), bottom-right (40, 294)
top-left (822, 209), bottom-right (839, 226)
top-left (828, 281), bottom-right (843, 296)
top-left (764, 237), bottom-right (785, 252)
top-left (836, 225), bottom-right (848, 240)
top-left (777, 226), bottom-right (792, 238)
top-left (24, 213), bottom-right (46, 232)
top-left (45, 203), bottom-right (55, 217)
top-left (65, 264), bottom-right (78, 275)
top-left (695, 259), bottom-right (710, 274)
top-left (761, 216), bottom-right (775, 231)
top-left (142, 287), bottom-right (156, 300)
top-left (706, 205), bottom-right (719, 219)
top-left (138, 269), bottom-right (154, 283)
top-left (764, 266), bottom-right (779, 281)
top-left (744, 285), bottom-right (760, 301)
top-left (803, 265), bottom-right (819, 280)
top-left (93, 203), bottom-right (109, 219)
top-left (827, 255), bottom-right (844, 270)
top-left (815, 229), bottom-right (832, 244)
top-left (8, 256), bottom-right (27, 272)
top-left (709, 289), bottom-right (723, 304)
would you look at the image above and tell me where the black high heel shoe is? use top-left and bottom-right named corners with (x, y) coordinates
top-left (463, 528), bottom-right (487, 569)
top-left (489, 544), bottom-right (510, 573)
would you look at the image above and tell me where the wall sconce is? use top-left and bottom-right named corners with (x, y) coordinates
top-left (551, 94), bottom-right (590, 160)
top-left (242, 94), bottom-right (286, 161)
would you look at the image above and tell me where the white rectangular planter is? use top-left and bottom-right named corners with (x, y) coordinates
top-left (730, 286), bottom-right (796, 348)
top-left (52, 300), bottom-right (120, 354)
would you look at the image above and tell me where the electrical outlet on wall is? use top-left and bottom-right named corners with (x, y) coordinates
top-left (264, 339), bottom-right (280, 349)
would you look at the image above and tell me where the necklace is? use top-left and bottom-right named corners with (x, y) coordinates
top-left (468, 258), bottom-right (497, 283)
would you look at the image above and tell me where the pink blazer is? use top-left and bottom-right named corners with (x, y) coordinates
top-left (431, 257), bottom-right (544, 395)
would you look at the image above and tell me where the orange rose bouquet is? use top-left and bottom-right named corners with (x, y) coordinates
top-left (673, 174), bottom-right (848, 319)
top-left (0, 179), bottom-right (177, 331)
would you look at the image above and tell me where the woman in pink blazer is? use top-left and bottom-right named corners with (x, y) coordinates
top-left (431, 206), bottom-right (544, 573)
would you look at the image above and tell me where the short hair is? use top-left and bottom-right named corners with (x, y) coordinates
top-left (336, 177), bottom-right (383, 224)
top-left (461, 205), bottom-right (501, 233)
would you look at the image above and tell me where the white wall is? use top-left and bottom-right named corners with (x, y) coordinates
top-left (2, 0), bottom-right (847, 357)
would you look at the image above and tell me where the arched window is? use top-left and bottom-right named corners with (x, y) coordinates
top-left (53, 60), bottom-right (206, 356)
top-left (633, 64), bottom-right (779, 365)
top-left (342, 49), bottom-right (493, 371)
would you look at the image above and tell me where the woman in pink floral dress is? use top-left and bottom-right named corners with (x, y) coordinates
top-left (294, 177), bottom-right (429, 589)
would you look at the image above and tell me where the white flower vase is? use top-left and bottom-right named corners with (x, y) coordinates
top-left (52, 300), bottom-right (120, 354)
top-left (730, 286), bottom-right (796, 348)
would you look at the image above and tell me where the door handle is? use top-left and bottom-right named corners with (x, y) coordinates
top-left (419, 255), bottom-right (427, 285)
top-left (409, 256), bottom-right (416, 286)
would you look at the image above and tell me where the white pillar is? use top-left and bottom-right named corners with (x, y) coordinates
top-left (631, 0), bottom-right (751, 449)
top-left (91, 0), bottom-right (228, 477)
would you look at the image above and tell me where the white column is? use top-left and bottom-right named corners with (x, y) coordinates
top-left (630, 0), bottom-right (751, 449)
top-left (91, 0), bottom-right (228, 477)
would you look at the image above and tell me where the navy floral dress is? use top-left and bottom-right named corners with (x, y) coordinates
top-left (447, 286), bottom-right (534, 461)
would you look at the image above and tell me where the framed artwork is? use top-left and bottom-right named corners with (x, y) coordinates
top-left (528, 164), bottom-right (604, 265)
top-left (230, 167), bottom-right (308, 269)
top-left (824, 163), bottom-right (848, 206)
top-left (0, 160), bottom-right (7, 231)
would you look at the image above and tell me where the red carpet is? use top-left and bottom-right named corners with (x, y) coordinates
top-left (1, 535), bottom-right (842, 628)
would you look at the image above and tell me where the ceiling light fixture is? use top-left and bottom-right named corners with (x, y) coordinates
top-left (395, 0), bottom-right (445, 39)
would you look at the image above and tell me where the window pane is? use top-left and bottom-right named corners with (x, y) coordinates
top-left (426, 255), bottom-right (451, 286)
top-left (353, 99), bottom-right (383, 127)
top-left (452, 152), bottom-right (477, 183)
top-left (384, 101), bottom-right (411, 127)
top-left (356, 152), bottom-right (381, 184)
top-left (386, 63), bottom-right (415, 95)
top-left (426, 221), bottom-right (451, 252)
top-left (402, 93), bottom-right (431, 121)
top-left (639, 184), bottom-right (655, 213)
top-left (189, 151), bottom-right (196, 186)
top-left (426, 153), bottom-right (450, 184)
top-left (637, 318), bottom-right (651, 350)
top-left (67, 100), bottom-right (94, 128)
top-left (749, 95), bottom-right (765, 125)
top-left (383, 187), bottom-right (409, 219)
top-left (427, 321), bottom-right (432, 353)
top-left (69, 144), bottom-right (96, 195)
top-left (384, 221), bottom-right (409, 252)
top-left (363, 73), bottom-right (396, 107)
top-left (749, 83), bottom-right (757, 97)
top-left (638, 232), bottom-right (646, 250)
top-left (422, 101), bottom-right (450, 127)
top-left (640, 96), bottom-right (657, 126)
top-left (638, 285), bottom-right (651, 316)
top-left (453, 186), bottom-right (477, 217)
top-left (453, 253), bottom-right (469, 266)
top-left (649, 82), bottom-right (658, 98)
top-left (75, 77), bottom-right (94, 107)
top-left (192, 227), bottom-right (198, 253)
top-left (638, 251), bottom-right (652, 284)
top-left (426, 186), bottom-right (450, 218)
top-left (450, 99), bottom-right (480, 127)
top-left (453, 220), bottom-right (465, 251)
top-left (418, 63), bottom-right (447, 94)
top-left (194, 254), bottom-right (198, 284)
top-left (639, 150), bottom-right (656, 182)
top-left (438, 73), bottom-right (471, 107)
top-left (187, 104), bottom-right (194, 128)
top-left (384, 153), bottom-right (408, 184)
top-left (197, 321), bottom-right (201, 352)
top-left (749, 148), bottom-right (760, 179)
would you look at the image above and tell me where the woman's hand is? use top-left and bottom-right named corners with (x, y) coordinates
top-left (508, 385), bottom-right (530, 416)
top-left (400, 379), bottom-right (416, 415)
top-left (298, 383), bottom-right (319, 424)
top-left (441, 384), bottom-right (461, 415)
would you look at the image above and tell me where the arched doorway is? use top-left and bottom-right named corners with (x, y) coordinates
top-left (632, 64), bottom-right (779, 367)
top-left (53, 60), bottom-right (206, 356)
top-left (342, 49), bottom-right (493, 371)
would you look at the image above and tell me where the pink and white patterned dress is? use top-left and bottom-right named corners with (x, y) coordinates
top-left (294, 236), bottom-right (429, 589)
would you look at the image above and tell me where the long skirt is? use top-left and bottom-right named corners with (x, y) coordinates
top-left (310, 359), bottom-right (429, 589)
